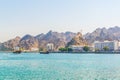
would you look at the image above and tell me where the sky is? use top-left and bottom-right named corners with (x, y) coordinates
top-left (0, 0), bottom-right (120, 42)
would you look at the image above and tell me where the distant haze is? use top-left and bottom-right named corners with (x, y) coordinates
top-left (0, 0), bottom-right (120, 42)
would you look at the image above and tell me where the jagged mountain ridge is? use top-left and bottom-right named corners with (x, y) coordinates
top-left (84, 26), bottom-right (120, 44)
top-left (0, 31), bottom-right (76, 51)
top-left (1, 26), bottom-right (120, 51)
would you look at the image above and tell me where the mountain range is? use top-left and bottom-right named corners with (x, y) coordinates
top-left (1, 26), bottom-right (120, 51)
top-left (0, 31), bottom-right (76, 51)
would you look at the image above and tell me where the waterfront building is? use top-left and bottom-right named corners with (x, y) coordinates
top-left (94, 41), bottom-right (119, 51)
top-left (30, 48), bottom-right (39, 51)
top-left (14, 47), bottom-right (20, 50)
top-left (22, 47), bottom-right (39, 52)
top-left (69, 45), bottom-right (84, 52)
top-left (89, 44), bottom-right (95, 51)
top-left (14, 47), bottom-right (20, 51)
top-left (69, 45), bottom-right (94, 52)
top-left (46, 43), bottom-right (54, 51)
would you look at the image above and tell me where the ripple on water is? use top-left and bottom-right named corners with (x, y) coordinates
top-left (0, 53), bottom-right (120, 80)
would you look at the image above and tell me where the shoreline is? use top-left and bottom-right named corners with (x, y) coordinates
top-left (49, 51), bottom-right (120, 54)
top-left (0, 51), bottom-right (120, 54)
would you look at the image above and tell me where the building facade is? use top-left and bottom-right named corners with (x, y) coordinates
top-left (94, 41), bottom-right (119, 51)
top-left (69, 45), bottom-right (84, 52)
top-left (46, 43), bottom-right (54, 51)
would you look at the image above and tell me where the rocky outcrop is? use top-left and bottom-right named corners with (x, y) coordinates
top-left (67, 32), bottom-right (88, 47)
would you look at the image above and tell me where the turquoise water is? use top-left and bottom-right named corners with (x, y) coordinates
top-left (0, 53), bottom-right (120, 80)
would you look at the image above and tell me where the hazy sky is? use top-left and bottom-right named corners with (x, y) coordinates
top-left (0, 0), bottom-right (120, 42)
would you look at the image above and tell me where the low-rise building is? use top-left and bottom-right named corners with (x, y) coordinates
top-left (69, 45), bottom-right (94, 52)
top-left (94, 41), bottom-right (119, 51)
top-left (46, 43), bottom-right (54, 51)
top-left (89, 44), bottom-right (95, 51)
top-left (69, 45), bottom-right (84, 52)
top-left (14, 47), bottom-right (20, 51)
top-left (30, 48), bottom-right (39, 51)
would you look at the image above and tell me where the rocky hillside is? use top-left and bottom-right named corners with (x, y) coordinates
top-left (35, 31), bottom-right (76, 50)
top-left (19, 34), bottom-right (39, 50)
top-left (67, 32), bottom-right (88, 47)
top-left (1, 26), bottom-right (120, 51)
top-left (84, 26), bottom-right (120, 44)
top-left (0, 36), bottom-right (21, 51)
top-left (0, 31), bottom-right (76, 51)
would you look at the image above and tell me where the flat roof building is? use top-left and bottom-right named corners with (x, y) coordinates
top-left (69, 45), bottom-right (83, 52)
top-left (94, 41), bottom-right (119, 51)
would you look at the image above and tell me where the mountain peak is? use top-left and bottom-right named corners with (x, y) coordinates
top-left (15, 36), bottom-right (21, 39)
top-left (48, 30), bottom-right (53, 33)
top-left (20, 34), bottom-right (33, 41)
top-left (77, 32), bottom-right (82, 37)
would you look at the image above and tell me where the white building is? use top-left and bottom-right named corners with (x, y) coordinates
top-left (30, 48), bottom-right (39, 51)
top-left (69, 45), bottom-right (83, 52)
top-left (94, 41), bottom-right (119, 51)
top-left (89, 44), bottom-right (95, 51)
top-left (46, 43), bottom-right (54, 51)
top-left (14, 47), bottom-right (20, 51)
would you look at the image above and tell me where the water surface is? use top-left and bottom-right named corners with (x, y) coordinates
top-left (0, 53), bottom-right (120, 80)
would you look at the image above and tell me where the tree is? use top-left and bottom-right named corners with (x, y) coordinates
top-left (83, 46), bottom-right (90, 52)
top-left (103, 46), bottom-right (109, 51)
top-left (95, 48), bottom-right (100, 52)
top-left (39, 48), bottom-right (43, 51)
top-left (59, 48), bottom-right (66, 52)
top-left (59, 47), bottom-right (73, 52)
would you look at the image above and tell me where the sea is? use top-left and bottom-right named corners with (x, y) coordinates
top-left (0, 53), bottom-right (120, 80)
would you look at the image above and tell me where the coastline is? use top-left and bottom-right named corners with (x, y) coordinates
top-left (49, 51), bottom-right (120, 54)
top-left (0, 51), bottom-right (120, 54)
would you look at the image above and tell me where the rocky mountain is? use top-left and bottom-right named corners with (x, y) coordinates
top-left (1, 26), bottom-right (120, 51)
top-left (0, 31), bottom-right (76, 51)
top-left (64, 32), bottom-right (77, 42)
top-left (19, 34), bottom-right (39, 50)
top-left (35, 31), bottom-right (76, 50)
top-left (0, 36), bottom-right (21, 51)
top-left (84, 26), bottom-right (120, 44)
top-left (67, 32), bottom-right (88, 47)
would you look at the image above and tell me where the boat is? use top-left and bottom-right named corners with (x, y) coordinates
top-left (13, 50), bottom-right (22, 54)
top-left (40, 51), bottom-right (49, 54)
top-left (13, 47), bottom-right (22, 54)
